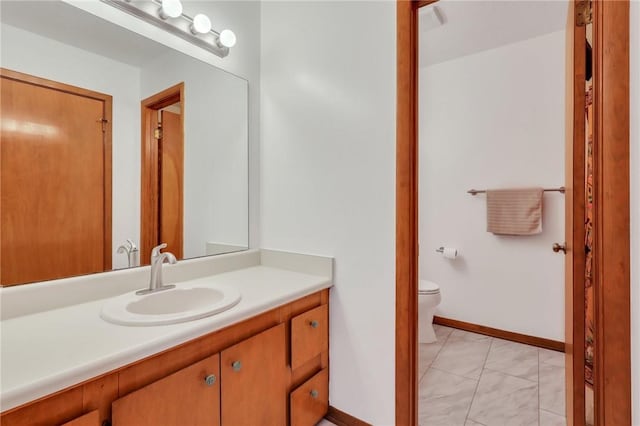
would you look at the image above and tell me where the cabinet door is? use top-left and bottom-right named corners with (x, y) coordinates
top-left (221, 324), bottom-right (287, 426)
top-left (112, 354), bottom-right (220, 426)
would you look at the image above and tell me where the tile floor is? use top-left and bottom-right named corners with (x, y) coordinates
top-left (419, 325), bottom-right (566, 426)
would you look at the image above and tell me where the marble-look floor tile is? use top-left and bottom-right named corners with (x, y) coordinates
top-left (484, 338), bottom-right (538, 381)
top-left (539, 362), bottom-right (566, 416)
top-left (540, 409), bottom-right (567, 426)
top-left (419, 342), bottom-right (444, 380)
top-left (316, 420), bottom-right (337, 426)
top-left (431, 338), bottom-right (491, 380)
top-left (434, 324), bottom-right (455, 341)
top-left (419, 368), bottom-right (477, 426)
top-left (467, 369), bottom-right (538, 426)
top-left (447, 328), bottom-right (492, 343)
top-left (465, 419), bottom-right (486, 426)
top-left (539, 348), bottom-right (565, 367)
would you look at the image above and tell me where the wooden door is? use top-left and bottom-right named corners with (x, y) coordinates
top-left (160, 110), bottom-right (183, 259)
top-left (112, 354), bottom-right (220, 426)
top-left (221, 324), bottom-right (287, 426)
top-left (565, 3), bottom-right (587, 424)
top-left (0, 69), bottom-right (111, 286)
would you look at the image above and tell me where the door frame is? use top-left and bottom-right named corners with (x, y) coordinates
top-left (591, 1), bottom-right (631, 424)
top-left (0, 68), bottom-right (113, 279)
top-left (140, 82), bottom-right (184, 264)
top-left (395, 1), bottom-right (631, 425)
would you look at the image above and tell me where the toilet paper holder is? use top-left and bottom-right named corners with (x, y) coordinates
top-left (435, 247), bottom-right (458, 258)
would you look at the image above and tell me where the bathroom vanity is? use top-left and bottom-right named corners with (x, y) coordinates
top-left (0, 250), bottom-right (332, 426)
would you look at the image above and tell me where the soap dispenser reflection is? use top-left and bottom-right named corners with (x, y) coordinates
top-left (117, 239), bottom-right (139, 268)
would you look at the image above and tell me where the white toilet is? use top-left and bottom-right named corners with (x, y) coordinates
top-left (418, 279), bottom-right (442, 343)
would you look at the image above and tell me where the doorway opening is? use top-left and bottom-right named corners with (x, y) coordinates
top-left (396, 1), bottom-right (631, 425)
top-left (140, 82), bottom-right (185, 264)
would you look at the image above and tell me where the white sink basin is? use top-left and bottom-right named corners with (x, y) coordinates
top-left (100, 283), bottom-right (241, 326)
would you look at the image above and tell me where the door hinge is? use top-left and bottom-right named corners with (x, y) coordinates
top-left (576, 0), bottom-right (592, 26)
top-left (98, 118), bottom-right (108, 132)
top-left (154, 125), bottom-right (162, 140)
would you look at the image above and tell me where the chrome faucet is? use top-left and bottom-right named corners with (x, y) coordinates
top-left (117, 239), bottom-right (139, 268)
top-left (136, 243), bottom-right (177, 295)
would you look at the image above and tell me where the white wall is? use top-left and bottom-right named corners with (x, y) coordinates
top-left (260, 2), bottom-right (396, 424)
top-left (141, 50), bottom-right (249, 258)
top-left (630, 2), bottom-right (639, 424)
top-left (419, 30), bottom-right (566, 341)
top-left (0, 24), bottom-right (141, 270)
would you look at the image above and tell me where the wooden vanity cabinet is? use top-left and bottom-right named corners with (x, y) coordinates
top-left (0, 290), bottom-right (329, 426)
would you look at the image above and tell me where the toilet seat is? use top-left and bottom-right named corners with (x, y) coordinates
top-left (418, 280), bottom-right (440, 295)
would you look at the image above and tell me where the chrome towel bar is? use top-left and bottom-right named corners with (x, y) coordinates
top-left (467, 187), bottom-right (566, 196)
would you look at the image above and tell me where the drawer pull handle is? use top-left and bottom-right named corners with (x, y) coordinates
top-left (309, 320), bottom-right (319, 328)
top-left (232, 360), bottom-right (242, 372)
top-left (310, 389), bottom-right (319, 398)
top-left (204, 374), bottom-right (217, 386)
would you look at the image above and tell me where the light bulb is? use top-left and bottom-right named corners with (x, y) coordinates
top-left (158, 0), bottom-right (182, 19)
top-left (218, 29), bottom-right (236, 48)
top-left (191, 14), bottom-right (212, 34)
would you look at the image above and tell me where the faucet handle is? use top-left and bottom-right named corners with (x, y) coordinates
top-left (126, 239), bottom-right (138, 251)
top-left (151, 243), bottom-right (168, 262)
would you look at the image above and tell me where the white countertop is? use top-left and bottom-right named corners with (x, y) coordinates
top-left (0, 251), bottom-right (333, 412)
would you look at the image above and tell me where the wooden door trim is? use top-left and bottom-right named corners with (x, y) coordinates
top-left (140, 82), bottom-right (184, 264)
top-left (433, 316), bottom-right (565, 352)
top-left (0, 68), bottom-right (113, 276)
top-left (325, 406), bottom-right (371, 426)
top-left (566, 3), bottom-right (587, 422)
top-left (396, 1), bottom-right (419, 425)
top-left (396, 1), bottom-right (632, 425)
top-left (1, 68), bottom-right (113, 103)
top-left (592, 1), bottom-right (631, 424)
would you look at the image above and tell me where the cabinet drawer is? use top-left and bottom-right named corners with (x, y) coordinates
top-left (291, 304), bottom-right (328, 370)
top-left (290, 368), bottom-right (329, 426)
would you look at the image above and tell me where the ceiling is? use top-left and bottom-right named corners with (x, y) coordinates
top-left (0, 1), bottom-right (169, 67)
top-left (419, 0), bottom-right (569, 67)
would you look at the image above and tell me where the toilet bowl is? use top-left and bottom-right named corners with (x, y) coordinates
top-left (418, 280), bottom-right (441, 344)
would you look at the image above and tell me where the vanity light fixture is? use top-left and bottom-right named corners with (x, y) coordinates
top-left (100, 0), bottom-right (235, 58)
top-left (158, 0), bottom-right (182, 19)
top-left (190, 13), bottom-right (212, 34)
top-left (218, 29), bottom-right (237, 48)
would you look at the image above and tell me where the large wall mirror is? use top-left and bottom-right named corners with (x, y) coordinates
top-left (0, 1), bottom-right (249, 286)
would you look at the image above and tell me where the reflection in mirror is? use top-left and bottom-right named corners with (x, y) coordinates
top-left (0, 0), bottom-right (248, 286)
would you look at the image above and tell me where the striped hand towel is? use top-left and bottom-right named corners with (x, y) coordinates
top-left (486, 188), bottom-right (544, 235)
